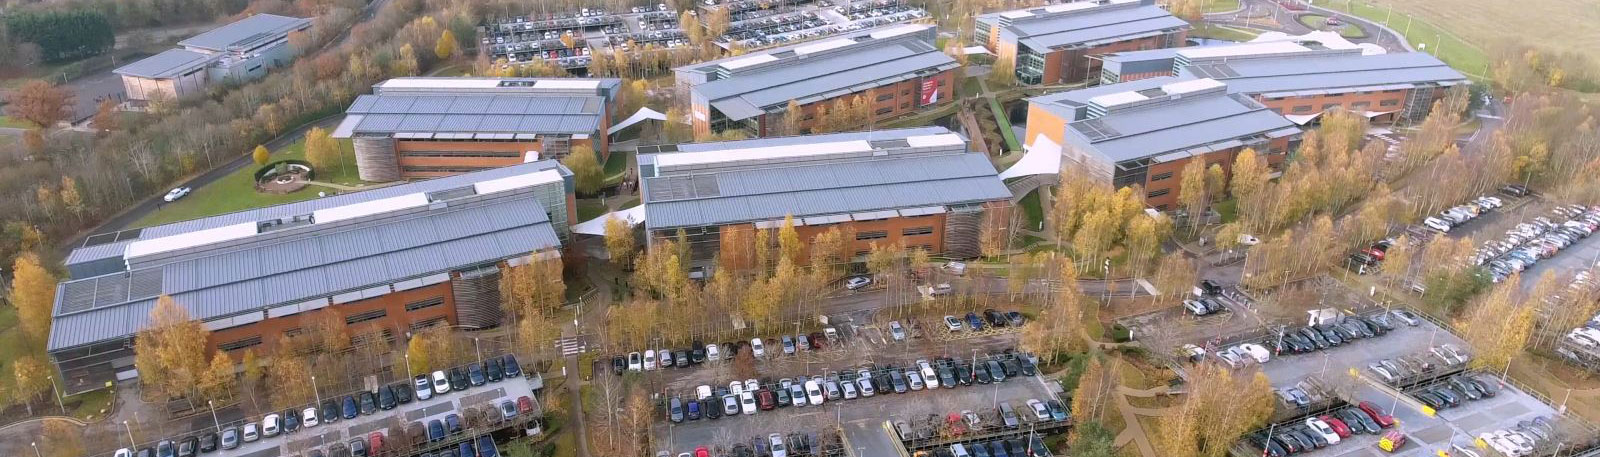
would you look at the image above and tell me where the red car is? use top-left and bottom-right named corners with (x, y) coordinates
top-left (756, 389), bottom-right (776, 410)
top-left (1358, 401), bottom-right (1396, 428)
top-left (368, 431), bottom-right (385, 455)
top-left (695, 446), bottom-right (711, 457)
top-left (517, 396), bottom-right (535, 415)
top-left (1319, 415), bottom-right (1352, 438)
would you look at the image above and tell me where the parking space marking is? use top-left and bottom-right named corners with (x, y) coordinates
top-left (236, 448), bottom-right (281, 457)
top-left (461, 387), bottom-right (508, 406)
top-left (405, 402), bottom-right (457, 421)
top-left (286, 430), bottom-right (343, 450)
top-left (345, 417), bottom-right (390, 438)
top-left (1411, 423), bottom-right (1454, 443)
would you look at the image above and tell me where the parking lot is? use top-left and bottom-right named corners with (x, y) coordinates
top-left (117, 362), bottom-right (538, 457)
top-left (651, 366), bottom-right (1058, 455)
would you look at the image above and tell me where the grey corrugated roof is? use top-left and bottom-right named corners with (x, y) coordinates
top-left (1100, 47), bottom-right (1183, 63)
top-left (66, 160), bottom-right (571, 270)
top-left (1008, 5), bottom-right (1187, 51)
top-left (178, 14), bottom-right (311, 52)
top-left (112, 49), bottom-right (215, 79)
top-left (1181, 52), bottom-right (1467, 94)
top-left (339, 94), bottom-right (604, 135)
top-left (690, 36), bottom-right (956, 122)
top-left (48, 187), bottom-right (562, 351)
top-left (642, 153), bottom-right (1008, 229)
top-left (1061, 90), bottom-right (1297, 163)
top-left (670, 127), bottom-right (952, 152)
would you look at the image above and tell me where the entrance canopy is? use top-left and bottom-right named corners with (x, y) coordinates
top-left (572, 205), bottom-right (647, 236)
top-left (998, 134), bottom-right (1064, 180)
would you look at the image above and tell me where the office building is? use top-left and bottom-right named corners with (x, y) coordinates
top-left (333, 77), bottom-right (622, 182)
top-left (974, 0), bottom-right (1187, 85)
top-left (49, 161), bottom-right (575, 393)
top-left (115, 14), bottom-right (312, 102)
top-left (674, 24), bottom-right (958, 138)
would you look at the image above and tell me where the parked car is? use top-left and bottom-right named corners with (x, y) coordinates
top-left (163, 187), bottom-right (192, 202)
top-left (845, 276), bottom-right (872, 290)
top-left (888, 321), bottom-right (907, 341)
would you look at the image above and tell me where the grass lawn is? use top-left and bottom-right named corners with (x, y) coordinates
top-left (1322, 0), bottom-right (1491, 77)
top-left (65, 389), bottom-right (114, 420)
top-left (0, 115), bottom-right (33, 129)
top-left (985, 96), bottom-right (1021, 153)
top-left (1296, 14), bottom-right (1369, 38)
top-left (618, 196), bottom-right (641, 209)
top-left (1213, 198), bottom-right (1238, 223)
top-left (603, 149), bottom-right (633, 183)
top-left (576, 198), bottom-right (608, 222)
top-left (0, 306), bottom-right (23, 398)
top-left (1202, 0), bottom-right (1241, 13)
top-left (1019, 189), bottom-right (1044, 230)
top-left (1188, 24), bottom-right (1260, 42)
top-left (131, 138), bottom-right (366, 227)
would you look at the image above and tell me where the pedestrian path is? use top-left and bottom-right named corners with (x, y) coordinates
top-left (554, 336), bottom-right (587, 356)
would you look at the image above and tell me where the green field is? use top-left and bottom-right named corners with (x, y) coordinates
top-left (1296, 14), bottom-right (1369, 38)
top-left (1019, 189), bottom-right (1044, 231)
top-left (1323, 1), bottom-right (1490, 78)
top-left (1327, 0), bottom-right (1599, 75)
top-left (132, 139), bottom-right (366, 227)
top-left (1188, 24), bottom-right (1260, 42)
top-left (576, 198), bottom-right (608, 223)
top-left (1202, 0), bottom-right (1242, 13)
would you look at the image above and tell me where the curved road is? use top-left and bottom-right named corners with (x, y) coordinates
top-left (56, 0), bottom-right (396, 256)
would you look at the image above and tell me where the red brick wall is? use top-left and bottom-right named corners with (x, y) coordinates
top-left (208, 281), bottom-right (459, 358)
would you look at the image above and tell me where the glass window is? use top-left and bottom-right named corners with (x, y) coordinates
top-left (902, 227), bottom-right (934, 236)
top-left (345, 309), bottom-right (388, 325)
top-left (856, 231), bottom-right (888, 240)
top-left (1147, 188), bottom-right (1171, 198)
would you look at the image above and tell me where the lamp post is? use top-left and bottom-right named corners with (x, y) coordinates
top-left (123, 420), bottom-right (136, 449)
top-left (311, 376), bottom-right (321, 410)
top-left (475, 337), bottom-right (483, 363)
top-left (405, 353), bottom-right (413, 379)
top-left (31, 442), bottom-right (41, 457)
top-left (209, 400), bottom-right (222, 433)
top-left (47, 375), bottom-right (65, 415)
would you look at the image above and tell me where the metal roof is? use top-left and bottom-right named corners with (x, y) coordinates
top-left (1058, 85), bottom-right (1297, 163)
top-left (67, 161), bottom-right (571, 269)
top-left (1180, 52), bottom-right (1467, 95)
top-left (685, 27), bottom-right (956, 122)
top-left (666, 127), bottom-right (952, 152)
top-left (49, 162), bottom-right (570, 351)
top-left (334, 94), bottom-right (605, 137)
top-left (641, 152), bottom-right (1008, 230)
top-left (178, 14), bottom-right (312, 52)
top-left (112, 49), bottom-right (216, 79)
top-left (1006, 5), bottom-right (1188, 51)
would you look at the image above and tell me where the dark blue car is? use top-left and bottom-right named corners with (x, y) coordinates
top-left (966, 312), bottom-right (985, 331)
top-left (477, 435), bottom-right (499, 457)
top-left (503, 354), bottom-right (522, 378)
top-left (342, 396), bottom-right (359, 419)
top-left (458, 441), bottom-right (475, 457)
top-left (427, 419), bottom-right (445, 442)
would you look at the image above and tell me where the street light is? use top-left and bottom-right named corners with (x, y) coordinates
top-left (32, 441), bottom-right (41, 457)
top-left (209, 400), bottom-right (222, 433)
top-left (123, 420), bottom-right (136, 449)
top-left (47, 375), bottom-right (65, 415)
top-left (311, 375), bottom-right (321, 410)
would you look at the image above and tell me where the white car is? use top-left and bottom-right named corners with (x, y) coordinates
top-left (302, 407), bottom-right (319, 428)
top-left (1236, 343), bottom-right (1271, 363)
top-left (644, 349), bottom-right (657, 370)
top-left (414, 375), bottom-right (433, 401)
top-left (888, 321), bottom-right (906, 341)
top-left (917, 360), bottom-right (939, 388)
top-left (242, 422), bottom-right (260, 442)
top-left (705, 344), bottom-right (721, 362)
top-left (115, 449), bottom-right (132, 457)
top-left (1497, 431), bottom-right (1535, 454)
top-left (162, 187), bottom-right (191, 202)
top-left (1424, 217), bottom-right (1453, 232)
top-left (263, 413), bottom-right (281, 437)
top-left (804, 380), bottom-right (825, 405)
top-left (1026, 399), bottom-right (1050, 421)
top-left (1479, 433), bottom-right (1521, 456)
top-left (1450, 443), bottom-right (1483, 457)
top-left (751, 338), bottom-right (766, 357)
top-left (729, 381), bottom-right (744, 395)
top-left (906, 371), bottom-right (924, 390)
top-left (1306, 417), bottom-right (1340, 445)
top-left (432, 370), bottom-right (450, 395)
top-left (739, 391), bottom-right (757, 415)
top-left (943, 316), bottom-right (962, 331)
top-left (697, 385), bottom-right (713, 400)
top-left (628, 352), bottom-right (643, 371)
top-left (744, 379), bottom-right (759, 393)
top-left (769, 433), bottom-right (789, 457)
top-left (845, 276), bottom-right (872, 290)
top-left (658, 349), bottom-right (673, 368)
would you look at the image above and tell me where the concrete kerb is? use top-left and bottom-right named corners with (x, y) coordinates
top-left (0, 415), bottom-right (88, 432)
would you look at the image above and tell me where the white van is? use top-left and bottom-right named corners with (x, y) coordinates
top-left (950, 444), bottom-right (971, 457)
